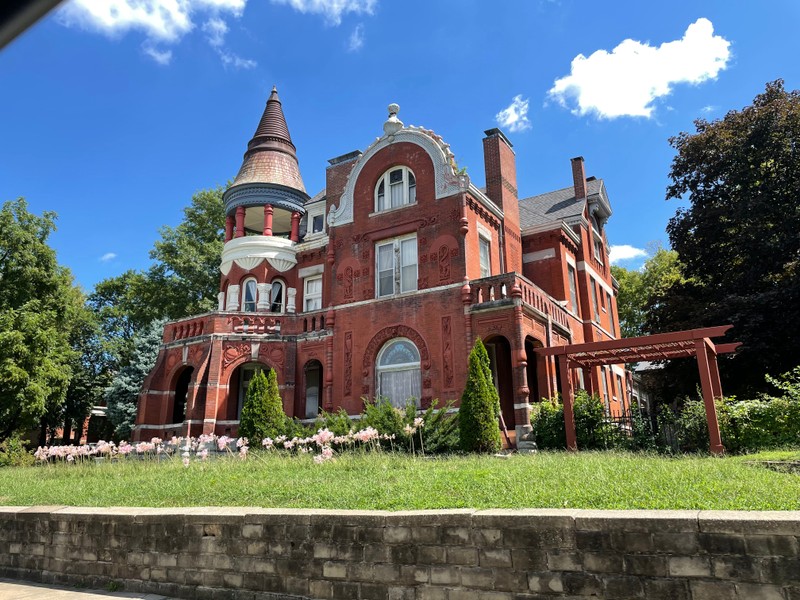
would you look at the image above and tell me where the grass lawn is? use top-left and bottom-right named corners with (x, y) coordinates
top-left (1, 451), bottom-right (798, 511)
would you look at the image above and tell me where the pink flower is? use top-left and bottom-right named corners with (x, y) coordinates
top-left (313, 428), bottom-right (335, 447)
top-left (182, 457), bottom-right (190, 467)
top-left (239, 446), bottom-right (249, 459)
top-left (262, 438), bottom-right (273, 449)
top-left (66, 454), bottom-right (74, 463)
top-left (403, 424), bottom-right (415, 436)
top-left (413, 417), bottom-right (424, 428)
top-left (236, 437), bottom-right (248, 448)
top-left (199, 449), bottom-right (209, 461)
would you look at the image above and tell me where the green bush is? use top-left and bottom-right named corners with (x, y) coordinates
top-left (238, 369), bottom-right (286, 442)
top-left (530, 391), bottom-right (621, 450)
top-left (458, 339), bottom-right (501, 453)
top-left (315, 407), bottom-right (354, 437)
top-left (530, 396), bottom-right (565, 449)
top-left (0, 436), bottom-right (34, 467)
top-left (362, 397), bottom-right (413, 448)
top-left (417, 399), bottom-right (460, 455)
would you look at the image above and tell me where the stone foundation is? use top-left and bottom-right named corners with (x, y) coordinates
top-left (1, 506), bottom-right (798, 599)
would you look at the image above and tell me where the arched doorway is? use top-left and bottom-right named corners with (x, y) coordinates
top-left (484, 336), bottom-right (514, 431)
top-left (303, 360), bottom-right (323, 419)
top-left (227, 362), bottom-right (272, 421)
top-left (172, 366), bottom-right (194, 424)
top-left (525, 337), bottom-right (543, 403)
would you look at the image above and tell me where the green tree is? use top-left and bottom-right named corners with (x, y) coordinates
top-left (239, 369), bottom-right (286, 442)
top-left (104, 319), bottom-right (165, 440)
top-left (656, 80), bottom-right (800, 395)
top-left (459, 339), bottom-right (502, 453)
top-left (611, 247), bottom-right (686, 338)
top-left (0, 199), bottom-right (78, 441)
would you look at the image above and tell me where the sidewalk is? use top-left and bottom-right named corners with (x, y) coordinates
top-left (0, 579), bottom-right (173, 600)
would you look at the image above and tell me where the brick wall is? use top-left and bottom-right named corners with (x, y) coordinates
top-left (1, 507), bottom-right (798, 600)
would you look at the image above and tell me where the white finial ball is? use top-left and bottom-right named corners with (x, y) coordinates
top-left (388, 103), bottom-right (400, 116)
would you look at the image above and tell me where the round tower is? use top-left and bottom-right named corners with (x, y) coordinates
top-left (219, 87), bottom-right (309, 313)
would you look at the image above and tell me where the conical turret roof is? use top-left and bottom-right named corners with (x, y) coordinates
top-left (231, 87), bottom-right (306, 192)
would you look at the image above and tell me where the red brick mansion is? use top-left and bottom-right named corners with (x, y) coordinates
top-left (133, 89), bottom-right (628, 443)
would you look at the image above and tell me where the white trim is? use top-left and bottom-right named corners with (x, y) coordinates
top-left (565, 254), bottom-right (576, 268)
top-left (329, 127), bottom-right (466, 227)
top-left (375, 166), bottom-right (417, 213)
top-left (522, 248), bottom-right (556, 263)
top-left (220, 236), bottom-right (297, 275)
top-left (298, 264), bottom-right (325, 278)
top-left (513, 403), bottom-right (532, 410)
top-left (303, 275), bottom-right (323, 312)
top-left (468, 184), bottom-right (504, 219)
top-left (611, 365), bottom-right (627, 377)
top-left (476, 221), bottom-right (492, 239)
top-left (375, 233), bottom-right (418, 298)
top-left (216, 420), bottom-right (241, 426)
top-left (577, 261), bottom-right (614, 295)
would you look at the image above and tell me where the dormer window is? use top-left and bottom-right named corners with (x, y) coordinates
top-left (376, 167), bottom-right (416, 212)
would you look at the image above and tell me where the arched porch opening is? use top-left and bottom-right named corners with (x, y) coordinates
top-left (484, 335), bottom-right (515, 432)
top-left (303, 360), bottom-right (323, 419)
top-left (172, 366), bottom-right (194, 425)
top-left (226, 362), bottom-right (273, 422)
top-left (524, 336), bottom-right (545, 403)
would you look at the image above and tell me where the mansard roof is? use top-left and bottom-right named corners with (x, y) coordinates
top-left (518, 178), bottom-right (605, 230)
top-left (231, 87), bottom-right (307, 193)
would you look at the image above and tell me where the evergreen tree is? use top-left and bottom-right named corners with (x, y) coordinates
top-left (239, 369), bottom-right (286, 442)
top-left (104, 319), bottom-right (165, 440)
top-left (459, 339), bottom-right (502, 453)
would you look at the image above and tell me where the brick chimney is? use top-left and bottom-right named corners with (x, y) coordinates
top-left (571, 156), bottom-right (587, 200)
top-left (483, 128), bottom-right (521, 273)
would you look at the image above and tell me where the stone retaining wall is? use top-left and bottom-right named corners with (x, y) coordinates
top-left (1, 506), bottom-right (799, 599)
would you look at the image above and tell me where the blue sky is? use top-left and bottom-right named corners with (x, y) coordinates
top-left (2, 0), bottom-right (798, 291)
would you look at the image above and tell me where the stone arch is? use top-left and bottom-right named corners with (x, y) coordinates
top-left (329, 128), bottom-right (467, 227)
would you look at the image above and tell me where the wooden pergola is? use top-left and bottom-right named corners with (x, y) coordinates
top-left (536, 325), bottom-right (741, 454)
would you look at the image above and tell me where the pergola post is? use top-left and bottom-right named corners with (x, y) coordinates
top-left (558, 354), bottom-right (577, 451)
top-left (695, 338), bottom-right (724, 455)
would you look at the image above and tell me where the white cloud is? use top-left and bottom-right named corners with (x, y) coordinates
top-left (59, 0), bottom-right (248, 64)
top-left (701, 105), bottom-right (717, 114)
top-left (270, 0), bottom-right (376, 25)
top-left (347, 23), bottom-right (364, 51)
top-left (218, 49), bottom-right (257, 69)
top-left (203, 16), bottom-right (228, 47)
top-left (609, 245), bottom-right (647, 264)
top-left (495, 95), bottom-right (532, 133)
top-left (99, 252), bottom-right (118, 262)
top-left (548, 18), bottom-right (731, 119)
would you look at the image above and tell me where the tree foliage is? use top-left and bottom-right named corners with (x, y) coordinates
top-left (652, 80), bottom-right (800, 396)
top-left (0, 199), bottom-right (84, 441)
top-left (105, 319), bottom-right (165, 440)
top-left (611, 247), bottom-right (685, 338)
top-left (239, 369), bottom-right (287, 442)
top-left (458, 339), bottom-right (501, 453)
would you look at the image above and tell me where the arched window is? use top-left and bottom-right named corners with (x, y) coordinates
top-left (270, 280), bottom-right (284, 313)
top-left (376, 338), bottom-right (421, 408)
top-left (241, 278), bottom-right (257, 312)
top-left (375, 167), bottom-right (416, 212)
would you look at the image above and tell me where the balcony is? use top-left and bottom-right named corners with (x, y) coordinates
top-left (468, 273), bottom-right (572, 331)
top-left (165, 309), bottom-right (330, 343)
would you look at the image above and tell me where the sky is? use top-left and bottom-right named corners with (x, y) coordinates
top-left (1, 0), bottom-right (798, 291)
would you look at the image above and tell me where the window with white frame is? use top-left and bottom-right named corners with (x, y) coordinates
top-left (376, 338), bottom-right (421, 408)
top-left (242, 278), bottom-right (257, 312)
top-left (606, 291), bottom-right (616, 335)
top-left (567, 264), bottom-right (579, 313)
top-left (479, 236), bottom-right (491, 278)
top-left (375, 167), bottom-right (416, 212)
top-left (601, 367), bottom-right (610, 416)
top-left (590, 279), bottom-right (600, 323)
top-left (311, 214), bottom-right (324, 234)
top-left (376, 235), bottom-right (417, 297)
top-left (304, 276), bottom-right (322, 311)
top-left (269, 280), bottom-right (284, 313)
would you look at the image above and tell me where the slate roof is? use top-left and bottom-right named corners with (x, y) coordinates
top-left (518, 178), bottom-right (604, 230)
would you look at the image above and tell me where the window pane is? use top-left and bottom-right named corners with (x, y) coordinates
top-left (377, 180), bottom-right (386, 211)
top-left (590, 281), bottom-right (599, 322)
top-left (568, 266), bottom-right (578, 313)
top-left (379, 369), bottom-right (421, 408)
top-left (306, 277), bottom-right (322, 295)
top-left (479, 238), bottom-right (490, 277)
top-left (270, 282), bottom-right (283, 312)
top-left (390, 181), bottom-right (403, 207)
top-left (379, 271), bottom-right (394, 296)
top-left (400, 239), bottom-right (417, 292)
top-left (380, 340), bottom-right (420, 366)
top-left (312, 214), bottom-right (323, 233)
top-left (389, 169), bottom-right (403, 184)
top-left (408, 173), bottom-right (416, 204)
top-left (243, 280), bottom-right (257, 311)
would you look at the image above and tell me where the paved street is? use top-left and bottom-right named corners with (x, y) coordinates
top-left (0, 579), bottom-right (173, 600)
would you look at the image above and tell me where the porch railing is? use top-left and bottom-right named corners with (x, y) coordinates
top-left (469, 273), bottom-right (572, 330)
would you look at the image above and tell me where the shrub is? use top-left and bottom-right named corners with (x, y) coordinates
top-left (362, 397), bottom-right (412, 448)
top-left (417, 400), bottom-right (460, 454)
top-left (315, 407), bottom-right (355, 437)
top-left (0, 435), bottom-right (34, 467)
top-left (530, 397), bottom-right (565, 449)
top-left (459, 339), bottom-right (501, 453)
top-left (531, 391), bottom-right (621, 450)
top-left (239, 369), bottom-right (286, 442)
